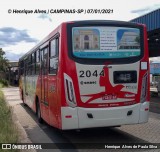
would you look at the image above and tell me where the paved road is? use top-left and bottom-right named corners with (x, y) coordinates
top-left (2, 87), bottom-right (160, 152)
top-left (150, 96), bottom-right (160, 114)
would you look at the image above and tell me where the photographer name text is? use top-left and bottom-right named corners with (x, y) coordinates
top-left (8, 9), bottom-right (114, 14)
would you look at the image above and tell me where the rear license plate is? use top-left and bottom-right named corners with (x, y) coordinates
top-left (102, 94), bottom-right (117, 100)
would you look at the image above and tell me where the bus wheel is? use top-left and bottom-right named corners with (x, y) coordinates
top-left (37, 101), bottom-right (43, 123)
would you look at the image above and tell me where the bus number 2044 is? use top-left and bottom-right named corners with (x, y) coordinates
top-left (79, 70), bottom-right (104, 78)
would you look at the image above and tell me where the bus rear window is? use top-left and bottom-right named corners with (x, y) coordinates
top-left (72, 26), bottom-right (141, 59)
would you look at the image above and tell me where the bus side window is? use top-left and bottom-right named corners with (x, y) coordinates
top-left (32, 52), bottom-right (36, 75)
top-left (49, 38), bottom-right (59, 74)
top-left (26, 57), bottom-right (29, 75)
top-left (28, 55), bottom-right (32, 75)
top-left (20, 60), bottom-right (24, 76)
top-left (36, 50), bottom-right (40, 75)
top-left (43, 47), bottom-right (48, 75)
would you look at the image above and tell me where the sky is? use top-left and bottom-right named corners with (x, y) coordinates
top-left (0, 0), bottom-right (160, 61)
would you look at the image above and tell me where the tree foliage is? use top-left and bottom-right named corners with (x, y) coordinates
top-left (0, 48), bottom-right (9, 72)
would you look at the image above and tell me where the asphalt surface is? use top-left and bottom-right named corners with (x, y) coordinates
top-left (2, 87), bottom-right (160, 152)
top-left (150, 96), bottom-right (160, 114)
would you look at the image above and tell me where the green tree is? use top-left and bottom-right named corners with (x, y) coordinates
top-left (0, 48), bottom-right (9, 72)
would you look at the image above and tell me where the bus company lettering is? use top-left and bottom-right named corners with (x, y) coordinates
top-left (126, 85), bottom-right (137, 89)
top-left (80, 81), bottom-right (96, 85)
top-left (102, 94), bottom-right (117, 100)
top-left (49, 85), bottom-right (56, 93)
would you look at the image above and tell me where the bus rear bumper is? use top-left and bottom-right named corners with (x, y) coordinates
top-left (61, 102), bottom-right (149, 130)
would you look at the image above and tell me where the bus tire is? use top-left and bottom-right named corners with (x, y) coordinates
top-left (36, 99), bottom-right (43, 123)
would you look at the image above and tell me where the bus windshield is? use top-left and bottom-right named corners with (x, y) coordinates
top-left (72, 26), bottom-right (141, 59)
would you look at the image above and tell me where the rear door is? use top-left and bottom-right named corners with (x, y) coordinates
top-left (41, 46), bottom-right (49, 123)
top-left (48, 37), bottom-right (59, 127)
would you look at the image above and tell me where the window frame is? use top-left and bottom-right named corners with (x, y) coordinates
top-left (49, 35), bottom-right (59, 75)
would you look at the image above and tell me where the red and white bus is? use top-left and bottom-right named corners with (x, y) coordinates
top-left (19, 20), bottom-right (150, 130)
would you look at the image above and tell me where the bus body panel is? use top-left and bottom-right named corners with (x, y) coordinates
top-left (47, 75), bottom-right (59, 128)
top-left (62, 60), bottom-right (148, 108)
top-left (23, 75), bottom-right (38, 110)
top-left (74, 62), bottom-right (140, 108)
top-left (139, 102), bottom-right (149, 123)
top-left (61, 102), bottom-right (149, 130)
top-left (40, 25), bottom-right (62, 127)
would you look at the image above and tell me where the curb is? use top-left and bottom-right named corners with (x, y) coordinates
top-left (12, 110), bottom-right (37, 152)
top-left (2, 88), bottom-right (37, 152)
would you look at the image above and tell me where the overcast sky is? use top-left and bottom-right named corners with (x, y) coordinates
top-left (0, 0), bottom-right (160, 61)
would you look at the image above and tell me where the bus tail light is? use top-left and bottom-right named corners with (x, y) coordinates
top-left (64, 73), bottom-right (77, 107)
top-left (140, 73), bottom-right (148, 103)
top-left (65, 115), bottom-right (72, 118)
top-left (145, 108), bottom-right (149, 111)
